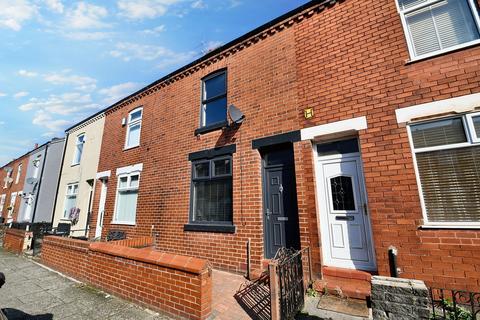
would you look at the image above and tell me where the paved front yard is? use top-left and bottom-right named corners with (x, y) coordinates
top-left (0, 249), bottom-right (172, 320)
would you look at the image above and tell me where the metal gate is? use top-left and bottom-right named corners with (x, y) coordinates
top-left (275, 248), bottom-right (308, 320)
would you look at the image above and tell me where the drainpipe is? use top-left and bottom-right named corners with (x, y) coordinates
top-left (50, 134), bottom-right (68, 227)
top-left (388, 246), bottom-right (399, 278)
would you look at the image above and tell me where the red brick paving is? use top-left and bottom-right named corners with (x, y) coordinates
top-left (212, 270), bottom-right (252, 320)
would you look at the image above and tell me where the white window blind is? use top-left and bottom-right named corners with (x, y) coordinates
top-left (410, 115), bottom-right (480, 224)
top-left (114, 173), bottom-right (139, 224)
top-left (398, 0), bottom-right (480, 58)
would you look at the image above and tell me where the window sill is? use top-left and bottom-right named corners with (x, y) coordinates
top-left (405, 40), bottom-right (480, 65)
top-left (111, 221), bottom-right (136, 226)
top-left (194, 121), bottom-right (228, 136)
top-left (419, 224), bottom-right (480, 230)
top-left (71, 163), bottom-right (80, 167)
top-left (123, 145), bottom-right (140, 151)
top-left (184, 223), bottom-right (236, 233)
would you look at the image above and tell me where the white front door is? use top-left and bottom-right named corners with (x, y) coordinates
top-left (316, 152), bottom-right (376, 271)
top-left (95, 180), bottom-right (107, 238)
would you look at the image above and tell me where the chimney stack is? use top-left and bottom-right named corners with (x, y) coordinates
top-left (34, 143), bottom-right (38, 149)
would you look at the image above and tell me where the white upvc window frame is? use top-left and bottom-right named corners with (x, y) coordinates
top-left (124, 107), bottom-right (143, 150)
top-left (72, 133), bottom-right (85, 166)
top-left (0, 194), bottom-right (6, 213)
top-left (407, 113), bottom-right (480, 228)
top-left (465, 112), bottom-right (480, 143)
top-left (63, 183), bottom-right (79, 219)
top-left (113, 171), bottom-right (140, 225)
top-left (3, 170), bottom-right (12, 189)
top-left (396, 0), bottom-right (480, 62)
top-left (15, 163), bottom-right (22, 184)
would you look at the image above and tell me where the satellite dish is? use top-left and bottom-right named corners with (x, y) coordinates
top-left (26, 178), bottom-right (38, 185)
top-left (3, 167), bottom-right (12, 173)
top-left (228, 104), bottom-right (245, 125)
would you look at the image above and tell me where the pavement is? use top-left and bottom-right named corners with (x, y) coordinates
top-left (0, 249), bottom-right (173, 320)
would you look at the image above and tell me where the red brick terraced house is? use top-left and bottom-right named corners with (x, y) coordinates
top-left (0, 155), bottom-right (29, 224)
top-left (87, 0), bottom-right (480, 293)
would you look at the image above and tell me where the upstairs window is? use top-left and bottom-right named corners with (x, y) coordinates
top-left (397, 0), bottom-right (480, 60)
top-left (190, 156), bottom-right (233, 224)
top-left (72, 134), bottom-right (85, 165)
top-left (125, 108), bottom-right (142, 149)
top-left (15, 163), bottom-right (22, 184)
top-left (409, 113), bottom-right (480, 225)
top-left (3, 170), bottom-right (12, 189)
top-left (201, 70), bottom-right (227, 128)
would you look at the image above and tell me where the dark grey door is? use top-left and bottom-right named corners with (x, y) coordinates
top-left (262, 144), bottom-right (300, 259)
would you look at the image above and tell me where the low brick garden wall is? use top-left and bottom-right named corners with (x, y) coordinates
top-left (41, 236), bottom-right (212, 320)
top-left (3, 228), bottom-right (33, 254)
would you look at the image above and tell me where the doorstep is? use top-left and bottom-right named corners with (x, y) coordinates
top-left (300, 296), bottom-right (371, 320)
top-left (313, 266), bottom-right (374, 300)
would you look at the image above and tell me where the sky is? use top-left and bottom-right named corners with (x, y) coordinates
top-left (0, 0), bottom-right (309, 166)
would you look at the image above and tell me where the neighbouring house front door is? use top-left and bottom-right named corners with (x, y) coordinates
top-left (262, 144), bottom-right (300, 259)
top-left (315, 139), bottom-right (376, 271)
top-left (95, 179), bottom-right (108, 239)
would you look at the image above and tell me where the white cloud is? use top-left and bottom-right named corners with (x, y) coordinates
top-left (191, 0), bottom-right (206, 9)
top-left (229, 0), bottom-right (242, 8)
top-left (141, 25), bottom-right (165, 35)
top-left (18, 69), bottom-right (38, 77)
top-left (117, 0), bottom-right (181, 20)
top-left (201, 40), bottom-right (223, 54)
top-left (63, 31), bottom-right (113, 41)
top-left (109, 42), bottom-right (197, 69)
top-left (64, 2), bottom-right (109, 29)
top-left (0, 0), bottom-right (37, 31)
top-left (14, 91), bottom-right (29, 98)
top-left (43, 0), bottom-right (63, 13)
top-left (32, 110), bottom-right (71, 132)
top-left (0, 92), bottom-right (6, 97)
top-left (43, 71), bottom-right (97, 91)
top-left (99, 82), bottom-right (143, 105)
top-left (19, 92), bottom-right (99, 115)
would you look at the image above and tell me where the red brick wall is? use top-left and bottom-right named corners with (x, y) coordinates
top-left (89, 0), bottom-right (480, 291)
top-left (0, 156), bottom-right (29, 222)
top-left (3, 228), bottom-right (30, 254)
top-left (41, 236), bottom-right (90, 282)
top-left (293, 0), bottom-right (480, 291)
top-left (90, 17), bottom-right (301, 274)
top-left (42, 236), bottom-right (212, 320)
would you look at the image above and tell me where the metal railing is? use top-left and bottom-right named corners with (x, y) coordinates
top-left (430, 288), bottom-right (480, 320)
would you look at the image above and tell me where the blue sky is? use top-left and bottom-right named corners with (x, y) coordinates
top-left (0, 0), bottom-right (309, 165)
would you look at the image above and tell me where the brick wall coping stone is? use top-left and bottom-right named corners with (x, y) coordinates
top-left (5, 229), bottom-right (28, 236)
top-left (43, 235), bottom-right (209, 275)
top-left (43, 236), bottom-right (90, 251)
top-left (371, 276), bottom-right (429, 294)
top-left (89, 242), bottom-right (209, 275)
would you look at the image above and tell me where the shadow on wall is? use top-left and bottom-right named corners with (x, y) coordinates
top-left (1, 309), bottom-right (53, 320)
top-left (234, 273), bottom-right (271, 320)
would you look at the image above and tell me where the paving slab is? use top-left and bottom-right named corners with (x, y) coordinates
top-left (0, 249), bottom-right (173, 320)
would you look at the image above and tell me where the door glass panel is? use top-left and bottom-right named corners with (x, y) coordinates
top-left (330, 176), bottom-right (356, 211)
top-left (317, 139), bottom-right (359, 156)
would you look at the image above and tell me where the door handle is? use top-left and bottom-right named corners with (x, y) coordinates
top-left (363, 203), bottom-right (368, 216)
